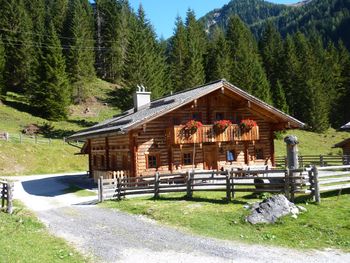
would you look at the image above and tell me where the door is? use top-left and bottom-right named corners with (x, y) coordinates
top-left (203, 145), bottom-right (218, 170)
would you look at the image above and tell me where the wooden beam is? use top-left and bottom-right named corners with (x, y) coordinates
top-left (129, 132), bottom-right (137, 177)
top-left (105, 137), bottom-right (110, 170)
top-left (270, 129), bottom-right (275, 167)
top-left (88, 139), bottom-right (92, 178)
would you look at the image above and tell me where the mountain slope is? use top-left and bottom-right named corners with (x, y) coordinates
top-left (201, 0), bottom-right (350, 48)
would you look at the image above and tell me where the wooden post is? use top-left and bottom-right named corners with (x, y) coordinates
top-left (186, 170), bottom-right (192, 199)
top-left (225, 170), bottom-right (231, 201)
top-left (117, 177), bottom-right (121, 200)
top-left (308, 169), bottom-right (314, 200)
top-left (312, 166), bottom-right (321, 204)
top-left (154, 172), bottom-right (160, 198)
top-left (230, 169), bottom-right (235, 199)
top-left (1, 183), bottom-right (5, 209)
top-left (98, 176), bottom-right (104, 202)
top-left (289, 169), bottom-right (295, 202)
top-left (320, 155), bottom-right (324, 167)
top-left (6, 182), bottom-right (13, 214)
top-left (284, 168), bottom-right (290, 200)
top-left (4, 132), bottom-right (9, 141)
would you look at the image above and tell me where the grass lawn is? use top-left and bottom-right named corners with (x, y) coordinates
top-left (102, 191), bottom-right (350, 251)
top-left (0, 201), bottom-right (88, 263)
top-left (275, 128), bottom-right (349, 156)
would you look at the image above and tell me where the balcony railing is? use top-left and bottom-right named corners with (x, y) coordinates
top-left (167, 124), bottom-right (259, 145)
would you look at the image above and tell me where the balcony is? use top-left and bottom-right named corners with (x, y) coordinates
top-left (167, 124), bottom-right (259, 145)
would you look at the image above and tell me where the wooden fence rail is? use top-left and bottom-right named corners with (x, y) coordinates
top-left (275, 155), bottom-right (350, 167)
top-left (0, 180), bottom-right (14, 214)
top-left (98, 168), bottom-right (309, 203)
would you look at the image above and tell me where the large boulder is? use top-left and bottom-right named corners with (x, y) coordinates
top-left (246, 195), bottom-right (304, 224)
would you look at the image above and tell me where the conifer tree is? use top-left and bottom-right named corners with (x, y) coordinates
top-left (0, 39), bottom-right (4, 97)
top-left (124, 5), bottom-right (168, 98)
top-left (337, 42), bottom-right (350, 125)
top-left (0, 0), bottom-right (36, 94)
top-left (65, 0), bottom-right (95, 102)
top-left (46, 0), bottom-right (69, 35)
top-left (226, 16), bottom-right (272, 103)
top-left (96, 0), bottom-right (130, 83)
top-left (168, 16), bottom-right (188, 92)
top-left (32, 21), bottom-right (70, 120)
top-left (259, 23), bottom-right (285, 108)
top-left (183, 9), bottom-right (206, 89)
top-left (274, 80), bottom-right (289, 113)
top-left (205, 27), bottom-right (231, 82)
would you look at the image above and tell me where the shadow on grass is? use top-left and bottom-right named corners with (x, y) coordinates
top-left (3, 99), bottom-right (41, 118)
top-left (67, 119), bottom-right (98, 128)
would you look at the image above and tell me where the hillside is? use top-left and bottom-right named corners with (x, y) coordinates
top-left (0, 78), bottom-right (121, 176)
top-left (201, 0), bottom-right (350, 48)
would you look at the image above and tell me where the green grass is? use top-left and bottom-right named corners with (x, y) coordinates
top-left (275, 128), bottom-right (349, 156)
top-left (102, 191), bottom-right (350, 251)
top-left (0, 201), bottom-right (88, 263)
top-left (0, 78), bottom-right (121, 176)
top-left (64, 184), bottom-right (96, 197)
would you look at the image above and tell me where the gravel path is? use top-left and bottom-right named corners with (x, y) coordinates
top-left (9, 173), bottom-right (350, 263)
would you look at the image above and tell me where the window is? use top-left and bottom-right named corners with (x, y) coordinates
top-left (215, 112), bottom-right (224, 121)
top-left (183, 152), bottom-right (192, 165)
top-left (226, 150), bottom-right (236, 162)
top-left (147, 155), bottom-right (158, 169)
top-left (255, 148), bottom-right (264, 160)
top-left (173, 117), bottom-right (180, 125)
top-left (192, 112), bottom-right (202, 121)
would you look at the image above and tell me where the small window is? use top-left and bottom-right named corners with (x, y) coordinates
top-left (215, 112), bottom-right (224, 121)
top-left (147, 155), bottom-right (158, 169)
top-left (192, 112), bottom-right (202, 121)
top-left (183, 152), bottom-right (192, 165)
top-left (226, 150), bottom-right (236, 162)
top-left (255, 148), bottom-right (264, 160)
top-left (173, 117), bottom-right (180, 125)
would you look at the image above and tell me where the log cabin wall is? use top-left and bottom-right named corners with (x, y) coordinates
top-left (342, 142), bottom-right (350, 155)
top-left (134, 90), bottom-right (274, 176)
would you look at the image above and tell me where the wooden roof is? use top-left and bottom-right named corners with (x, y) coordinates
top-left (68, 79), bottom-right (305, 141)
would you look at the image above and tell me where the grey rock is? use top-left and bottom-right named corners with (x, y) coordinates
top-left (246, 195), bottom-right (301, 224)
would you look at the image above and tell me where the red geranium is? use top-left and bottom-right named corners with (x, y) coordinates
top-left (185, 120), bottom-right (203, 133)
top-left (213, 120), bottom-right (232, 132)
top-left (240, 119), bottom-right (257, 130)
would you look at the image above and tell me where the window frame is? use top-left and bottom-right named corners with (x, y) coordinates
top-left (182, 152), bottom-right (193, 166)
top-left (146, 154), bottom-right (159, 169)
top-left (226, 149), bottom-right (236, 162)
top-left (255, 148), bottom-right (264, 160)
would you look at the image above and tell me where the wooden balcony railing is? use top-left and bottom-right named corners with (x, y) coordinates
top-left (166, 124), bottom-right (259, 145)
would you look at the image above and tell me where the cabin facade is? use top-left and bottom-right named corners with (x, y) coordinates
top-left (69, 80), bottom-right (304, 182)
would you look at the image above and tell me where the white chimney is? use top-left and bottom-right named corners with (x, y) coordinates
top-left (133, 85), bottom-right (151, 111)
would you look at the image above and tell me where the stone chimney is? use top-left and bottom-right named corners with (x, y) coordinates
top-left (133, 85), bottom-right (151, 111)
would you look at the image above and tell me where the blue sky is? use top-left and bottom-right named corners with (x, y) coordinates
top-left (128, 0), bottom-right (299, 39)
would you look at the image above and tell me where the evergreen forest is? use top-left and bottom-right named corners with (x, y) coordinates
top-left (0, 0), bottom-right (349, 133)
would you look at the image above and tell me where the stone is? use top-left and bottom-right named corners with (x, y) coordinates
top-left (246, 195), bottom-right (302, 224)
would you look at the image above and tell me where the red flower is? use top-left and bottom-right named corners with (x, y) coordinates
top-left (240, 119), bottom-right (257, 130)
top-left (184, 120), bottom-right (203, 131)
top-left (213, 120), bottom-right (232, 131)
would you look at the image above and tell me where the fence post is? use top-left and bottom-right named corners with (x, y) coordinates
top-left (284, 168), bottom-right (290, 200)
top-left (6, 182), bottom-right (13, 214)
top-left (1, 183), bottom-right (5, 209)
top-left (308, 168), bottom-right (314, 200)
top-left (312, 166), bottom-right (321, 204)
top-left (117, 177), bottom-right (121, 200)
top-left (98, 176), bottom-right (104, 202)
top-left (289, 169), bottom-right (295, 202)
top-left (230, 169), bottom-right (235, 199)
top-left (320, 155), bottom-right (324, 167)
top-left (186, 170), bottom-right (192, 199)
top-left (225, 170), bottom-right (231, 201)
top-left (154, 172), bottom-right (160, 199)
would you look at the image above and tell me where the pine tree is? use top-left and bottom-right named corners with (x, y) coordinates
top-left (205, 27), bottom-right (231, 82)
top-left (226, 16), bottom-right (272, 103)
top-left (32, 21), bottom-right (71, 120)
top-left (96, 0), bottom-right (130, 83)
top-left (124, 5), bottom-right (168, 98)
top-left (0, 38), bottom-right (4, 97)
top-left (0, 0), bottom-right (36, 94)
top-left (168, 16), bottom-right (188, 92)
top-left (46, 0), bottom-right (69, 35)
top-left (183, 9), bottom-right (206, 89)
top-left (274, 80), bottom-right (289, 113)
top-left (259, 23), bottom-right (285, 107)
top-left (65, 0), bottom-right (96, 102)
top-left (337, 42), bottom-right (350, 125)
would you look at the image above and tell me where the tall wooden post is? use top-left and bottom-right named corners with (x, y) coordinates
top-left (284, 135), bottom-right (299, 201)
top-left (186, 170), bottom-right (193, 199)
top-left (225, 170), bottom-right (231, 201)
top-left (311, 166), bottom-right (321, 204)
top-left (6, 182), bottom-right (13, 214)
top-left (154, 172), bottom-right (160, 198)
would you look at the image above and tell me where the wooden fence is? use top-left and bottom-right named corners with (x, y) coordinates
top-left (98, 165), bottom-right (350, 203)
top-left (307, 165), bottom-right (350, 204)
top-left (98, 168), bottom-right (308, 203)
top-left (275, 155), bottom-right (350, 167)
top-left (0, 180), bottom-right (14, 214)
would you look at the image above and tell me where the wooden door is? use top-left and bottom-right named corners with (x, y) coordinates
top-left (203, 145), bottom-right (218, 170)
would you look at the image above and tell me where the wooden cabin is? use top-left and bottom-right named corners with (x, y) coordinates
top-left (334, 138), bottom-right (350, 156)
top-left (68, 80), bottom-right (304, 182)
